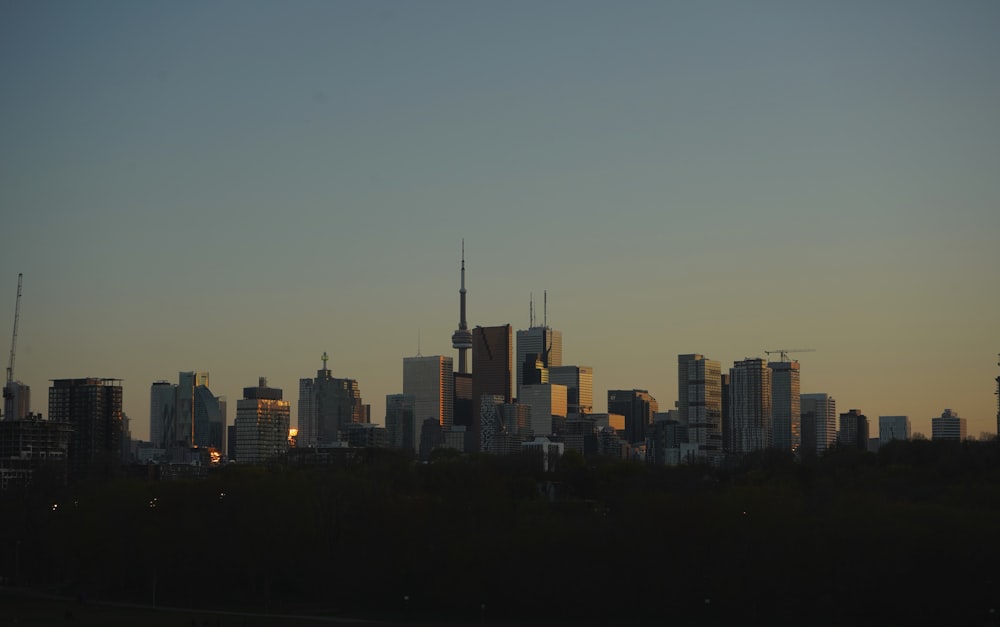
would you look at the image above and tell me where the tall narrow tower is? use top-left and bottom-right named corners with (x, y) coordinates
top-left (451, 240), bottom-right (472, 374)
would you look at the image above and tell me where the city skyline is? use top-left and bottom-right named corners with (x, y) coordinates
top-left (1, 2), bottom-right (998, 440)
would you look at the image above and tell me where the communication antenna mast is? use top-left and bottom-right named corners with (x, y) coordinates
top-left (5, 274), bottom-right (22, 389)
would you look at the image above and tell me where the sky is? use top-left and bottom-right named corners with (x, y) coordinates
top-left (1, 1), bottom-right (998, 442)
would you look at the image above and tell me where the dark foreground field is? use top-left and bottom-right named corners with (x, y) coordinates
top-left (5, 442), bottom-right (1000, 626)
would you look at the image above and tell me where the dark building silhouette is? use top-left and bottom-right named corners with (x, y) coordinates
top-left (299, 354), bottom-right (368, 447)
top-left (453, 372), bottom-right (473, 429)
top-left (607, 389), bottom-right (658, 445)
top-left (0, 414), bottom-right (72, 490)
top-left (48, 378), bottom-right (123, 481)
top-left (838, 409), bottom-right (869, 450)
top-left (472, 325), bottom-right (512, 452)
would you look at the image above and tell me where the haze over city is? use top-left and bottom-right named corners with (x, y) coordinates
top-left (1, 1), bottom-right (998, 441)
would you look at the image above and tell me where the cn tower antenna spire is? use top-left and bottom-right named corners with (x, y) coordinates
top-left (451, 239), bottom-right (472, 373)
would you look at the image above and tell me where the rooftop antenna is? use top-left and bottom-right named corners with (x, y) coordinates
top-left (417, 329), bottom-right (422, 357)
top-left (530, 293), bottom-right (534, 328)
top-left (544, 290), bottom-right (548, 328)
top-left (321, 351), bottom-right (329, 371)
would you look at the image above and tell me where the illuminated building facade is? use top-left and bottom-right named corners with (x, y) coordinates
top-left (519, 383), bottom-right (567, 439)
top-left (677, 354), bottom-right (722, 460)
top-left (549, 365), bottom-right (593, 415)
top-left (403, 355), bottom-right (454, 454)
top-left (234, 377), bottom-right (290, 464)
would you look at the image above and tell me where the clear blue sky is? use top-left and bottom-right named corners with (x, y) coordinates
top-left (2, 1), bottom-right (998, 440)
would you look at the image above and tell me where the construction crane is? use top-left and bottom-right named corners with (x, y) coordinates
top-left (764, 348), bottom-right (815, 362)
top-left (4, 273), bottom-right (23, 407)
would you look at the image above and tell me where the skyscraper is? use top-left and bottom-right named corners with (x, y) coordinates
top-left (515, 316), bottom-right (562, 399)
top-left (519, 383), bottom-right (567, 438)
top-left (385, 393), bottom-right (416, 451)
top-left (838, 409), bottom-right (869, 450)
top-left (451, 241), bottom-right (472, 375)
top-left (472, 325), bottom-right (512, 452)
top-left (677, 354), bottom-right (722, 460)
top-left (149, 381), bottom-right (175, 449)
top-left (878, 415), bottom-right (911, 445)
top-left (298, 353), bottom-right (367, 447)
top-left (729, 359), bottom-right (772, 454)
top-left (549, 365), bottom-right (593, 415)
top-left (173, 372), bottom-right (226, 451)
top-left (607, 389), bottom-right (658, 445)
top-left (769, 360), bottom-right (801, 453)
top-left (234, 377), bottom-right (290, 464)
top-left (403, 355), bottom-right (454, 454)
top-left (48, 378), bottom-right (123, 480)
top-left (801, 393), bottom-right (837, 458)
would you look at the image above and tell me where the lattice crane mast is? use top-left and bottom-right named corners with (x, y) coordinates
top-left (764, 348), bottom-right (815, 362)
top-left (4, 273), bottom-right (22, 402)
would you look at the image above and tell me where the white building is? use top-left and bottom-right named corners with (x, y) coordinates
top-left (931, 409), bottom-right (966, 441)
top-left (878, 415), bottom-right (911, 445)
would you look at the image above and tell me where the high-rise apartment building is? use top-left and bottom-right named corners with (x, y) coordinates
top-left (515, 323), bottom-right (562, 399)
top-left (769, 360), bottom-right (801, 453)
top-left (607, 389), bottom-right (658, 445)
top-left (677, 354), bottom-right (722, 460)
top-left (878, 415), bottom-right (911, 445)
top-left (234, 378), bottom-right (290, 464)
top-left (729, 359), bottom-right (772, 454)
top-left (549, 365), bottom-right (593, 415)
top-left (298, 353), bottom-right (368, 447)
top-left (403, 355), bottom-right (454, 454)
top-left (801, 393), bottom-right (837, 459)
top-left (838, 409), bottom-right (869, 450)
top-left (49, 378), bottom-right (123, 480)
top-left (931, 408), bottom-right (966, 441)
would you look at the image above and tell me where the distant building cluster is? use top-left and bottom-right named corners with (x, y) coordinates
top-left (0, 248), bottom-right (995, 488)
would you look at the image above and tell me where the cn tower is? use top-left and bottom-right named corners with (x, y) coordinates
top-left (451, 240), bottom-right (472, 373)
